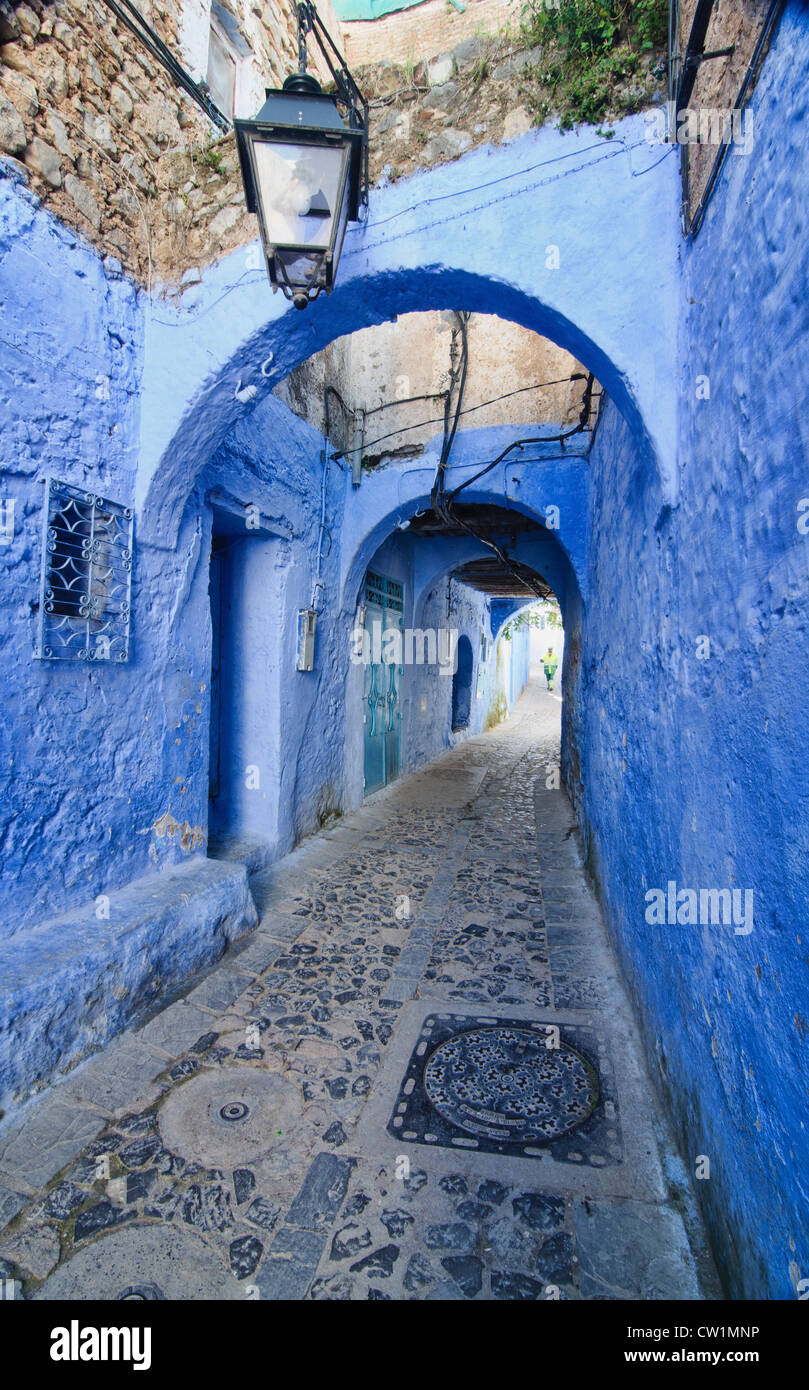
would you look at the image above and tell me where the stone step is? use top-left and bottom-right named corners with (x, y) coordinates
top-left (0, 857), bottom-right (257, 1112)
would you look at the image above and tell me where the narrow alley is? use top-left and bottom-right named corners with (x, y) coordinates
top-left (2, 0), bottom-right (807, 1341)
top-left (0, 683), bottom-right (717, 1301)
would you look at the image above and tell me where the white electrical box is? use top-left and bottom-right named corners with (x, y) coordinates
top-left (297, 609), bottom-right (317, 671)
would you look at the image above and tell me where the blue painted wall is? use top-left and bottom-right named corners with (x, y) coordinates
top-left (1, 167), bottom-right (544, 936)
top-left (0, 170), bottom-right (143, 935)
top-left (569, 7), bottom-right (809, 1299)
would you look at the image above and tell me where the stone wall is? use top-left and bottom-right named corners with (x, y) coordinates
top-left (0, 3), bottom-right (550, 285)
top-left (275, 310), bottom-right (589, 469)
top-left (0, 0), bottom-right (312, 281)
top-left (0, 0), bottom-right (666, 285)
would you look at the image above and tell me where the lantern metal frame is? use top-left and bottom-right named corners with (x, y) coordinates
top-left (234, 1), bottom-right (368, 308)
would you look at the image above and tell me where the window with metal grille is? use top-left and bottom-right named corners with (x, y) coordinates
top-left (36, 479), bottom-right (133, 662)
top-left (365, 570), bottom-right (403, 612)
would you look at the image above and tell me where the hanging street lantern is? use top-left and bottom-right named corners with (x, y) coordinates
top-left (234, 2), bottom-right (368, 310)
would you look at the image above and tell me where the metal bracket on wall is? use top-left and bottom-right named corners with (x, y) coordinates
top-left (350, 408), bottom-right (366, 489)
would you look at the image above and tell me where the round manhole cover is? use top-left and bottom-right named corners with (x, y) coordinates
top-left (424, 1026), bottom-right (598, 1144)
top-left (36, 1225), bottom-right (242, 1301)
top-left (158, 1069), bottom-right (303, 1166)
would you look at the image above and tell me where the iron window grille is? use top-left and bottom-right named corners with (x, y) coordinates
top-left (36, 479), bottom-right (133, 662)
top-left (365, 570), bottom-right (403, 612)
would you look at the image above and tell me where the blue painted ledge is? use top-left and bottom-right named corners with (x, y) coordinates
top-left (0, 858), bottom-right (258, 1108)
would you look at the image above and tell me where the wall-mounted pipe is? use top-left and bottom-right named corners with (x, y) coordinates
top-left (350, 407), bottom-right (365, 488)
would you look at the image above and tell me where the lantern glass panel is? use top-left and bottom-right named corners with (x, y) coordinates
top-left (253, 139), bottom-right (349, 251)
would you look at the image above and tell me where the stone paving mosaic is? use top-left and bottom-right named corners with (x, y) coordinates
top-left (0, 685), bottom-right (716, 1302)
top-left (306, 1160), bottom-right (580, 1301)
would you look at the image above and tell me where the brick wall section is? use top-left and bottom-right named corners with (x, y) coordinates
top-left (341, 0), bottom-right (521, 66)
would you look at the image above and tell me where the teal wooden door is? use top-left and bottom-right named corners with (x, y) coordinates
top-left (363, 570), bottom-right (403, 794)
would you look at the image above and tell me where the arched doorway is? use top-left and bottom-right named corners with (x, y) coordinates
top-left (451, 634), bottom-right (474, 731)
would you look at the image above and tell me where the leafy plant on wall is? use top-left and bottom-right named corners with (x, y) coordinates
top-left (520, 0), bottom-right (668, 128)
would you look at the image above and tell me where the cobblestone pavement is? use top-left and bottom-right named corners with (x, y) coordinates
top-left (0, 684), bottom-right (720, 1301)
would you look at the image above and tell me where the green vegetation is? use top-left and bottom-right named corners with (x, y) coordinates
top-left (501, 599), bottom-right (563, 640)
top-left (525, 0), bottom-right (667, 55)
top-left (520, 0), bottom-right (668, 129)
top-left (198, 145), bottom-right (226, 174)
top-left (317, 786), bottom-right (344, 829)
top-left (470, 51), bottom-right (490, 89)
top-left (403, 45), bottom-right (417, 88)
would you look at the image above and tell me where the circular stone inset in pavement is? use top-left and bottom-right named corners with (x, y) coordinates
top-left (424, 1026), bottom-right (598, 1144)
top-left (36, 1224), bottom-right (241, 1301)
top-left (157, 1068), bottom-right (303, 1167)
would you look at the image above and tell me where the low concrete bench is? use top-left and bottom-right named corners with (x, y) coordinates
top-left (0, 857), bottom-right (257, 1109)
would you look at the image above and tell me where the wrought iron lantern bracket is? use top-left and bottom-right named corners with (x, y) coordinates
top-left (296, 0), bottom-right (369, 202)
top-left (234, 1), bottom-right (368, 308)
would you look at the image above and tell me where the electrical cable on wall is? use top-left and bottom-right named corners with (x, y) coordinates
top-left (444, 374), bottom-right (596, 504)
top-left (310, 445), bottom-right (330, 612)
top-left (425, 313), bottom-right (552, 602)
top-left (324, 384), bottom-right (352, 457)
top-left (332, 373), bottom-right (591, 460)
top-left (432, 309), bottom-right (470, 523)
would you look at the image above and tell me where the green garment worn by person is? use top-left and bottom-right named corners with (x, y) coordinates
top-left (543, 648), bottom-right (558, 691)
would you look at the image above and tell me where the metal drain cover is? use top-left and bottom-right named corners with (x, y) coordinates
top-left (387, 1013), bottom-right (619, 1164)
top-left (220, 1101), bottom-right (250, 1123)
top-left (424, 1026), bottom-right (597, 1143)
